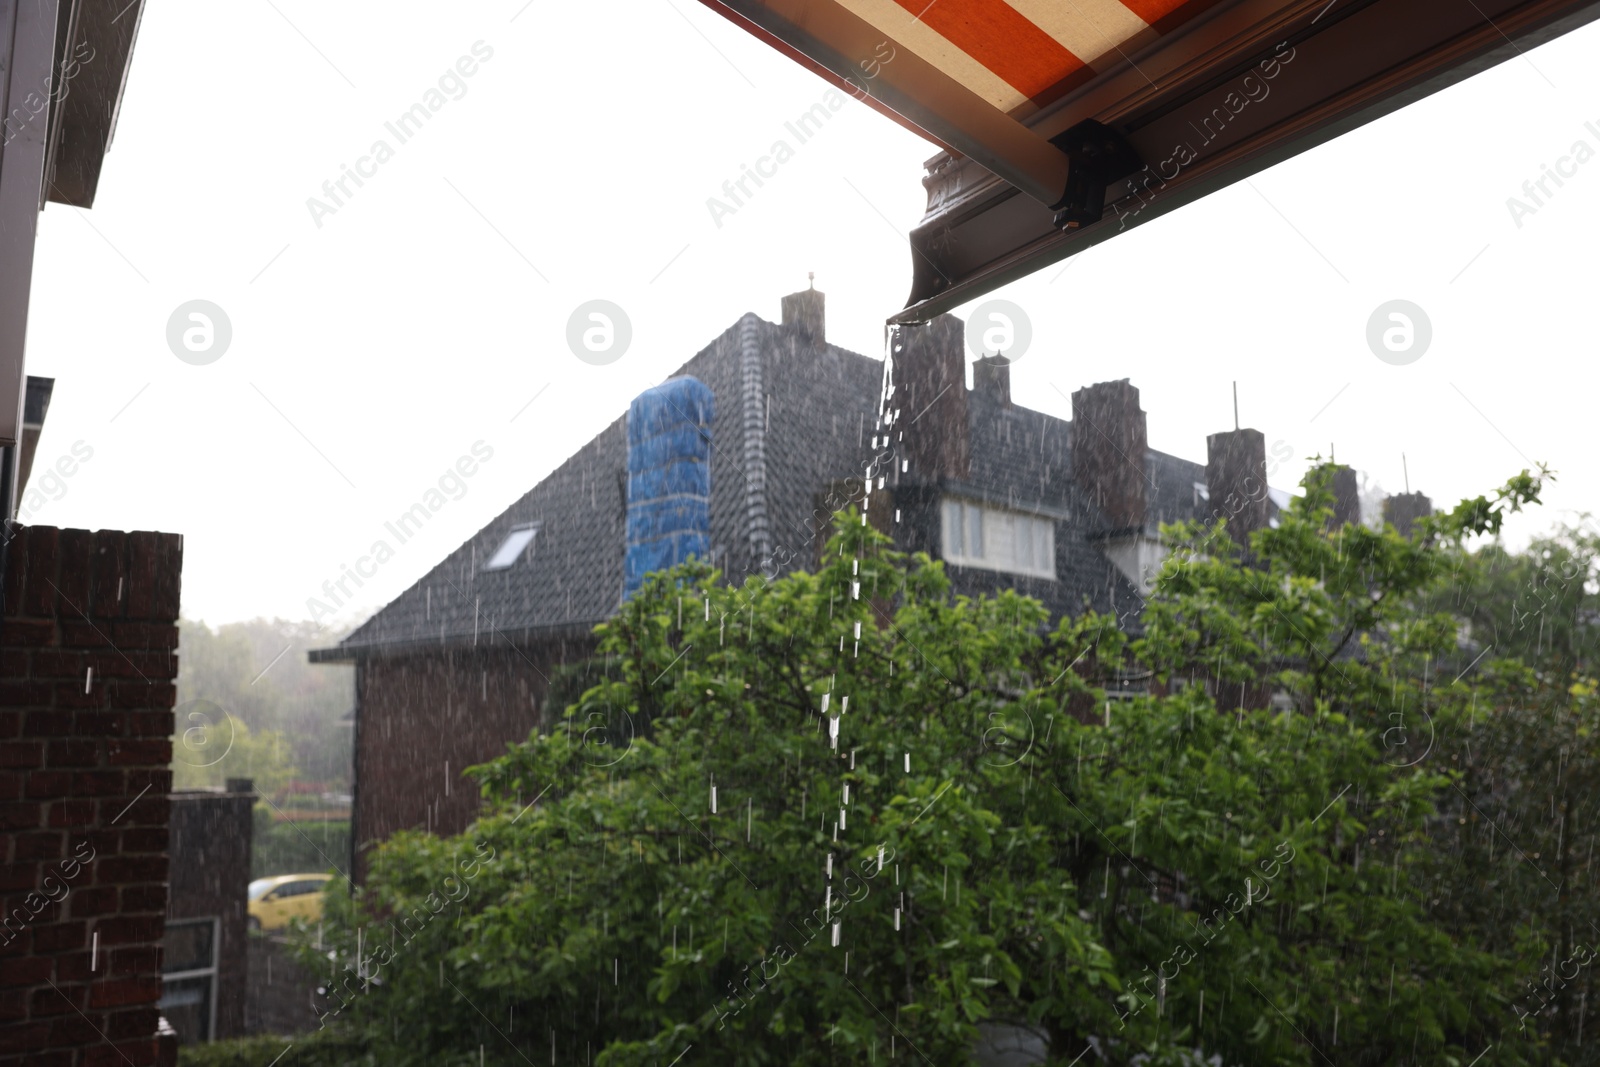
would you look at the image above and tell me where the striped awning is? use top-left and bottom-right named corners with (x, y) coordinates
top-left (700, 0), bottom-right (1600, 321)
top-left (697, 0), bottom-right (1230, 209)
top-left (818, 0), bottom-right (1216, 118)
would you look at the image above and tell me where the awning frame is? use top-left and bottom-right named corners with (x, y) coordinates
top-left (891, 0), bottom-right (1600, 322)
top-left (700, 0), bottom-right (1600, 323)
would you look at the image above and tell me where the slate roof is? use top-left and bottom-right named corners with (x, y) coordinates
top-left (1146, 449), bottom-right (1210, 528)
top-left (317, 309), bottom-right (1239, 661)
top-left (321, 314), bottom-right (882, 659)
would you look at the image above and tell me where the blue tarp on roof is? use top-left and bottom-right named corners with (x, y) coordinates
top-left (623, 377), bottom-right (714, 600)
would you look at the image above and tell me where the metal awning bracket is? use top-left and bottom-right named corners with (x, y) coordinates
top-left (1048, 119), bottom-right (1143, 231)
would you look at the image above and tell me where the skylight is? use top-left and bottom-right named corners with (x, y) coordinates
top-left (483, 524), bottom-right (539, 571)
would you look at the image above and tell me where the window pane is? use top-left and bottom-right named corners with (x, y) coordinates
top-left (159, 975), bottom-right (213, 1043)
top-left (942, 500), bottom-right (962, 558)
top-left (484, 525), bottom-right (539, 570)
top-left (987, 511), bottom-right (1014, 569)
top-left (967, 505), bottom-right (983, 560)
top-left (163, 920), bottom-right (214, 974)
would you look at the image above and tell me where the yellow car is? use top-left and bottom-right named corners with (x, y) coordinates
top-left (247, 873), bottom-right (333, 932)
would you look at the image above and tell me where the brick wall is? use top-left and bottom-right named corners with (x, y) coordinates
top-left (352, 641), bottom-right (585, 883)
top-left (167, 788), bottom-right (252, 1041)
top-left (1, 526), bottom-right (182, 1067)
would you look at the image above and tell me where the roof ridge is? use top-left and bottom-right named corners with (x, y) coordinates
top-left (738, 314), bottom-right (772, 572)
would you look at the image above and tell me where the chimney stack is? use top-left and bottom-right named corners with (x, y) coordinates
top-left (781, 275), bottom-right (825, 346)
top-left (1329, 465), bottom-right (1360, 528)
top-left (892, 315), bottom-right (969, 482)
top-left (1206, 428), bottom-right (1269, 538)
top-left (971, 355), bottom-right (1011, 407)
top-left (1383, 492), bottom-right (1432, 538)
top-left (1070, 380), bottom-right (1148, 529)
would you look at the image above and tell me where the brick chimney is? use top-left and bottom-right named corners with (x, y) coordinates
top-left (892, 315), bottom-right (969, 481)
top-left (972, 355), bottom-right (1011, 407)
top-left (1207, 428), bottom-right (1269, 537)
top-left (1383, 491), bottom-right (1432, 537)
top-left (781, 275), bottom-right (825, 346)
top-left (1329, 465), bottom-right (1361, 528)
top-left (1070, 380), bottom-right (1148, 529)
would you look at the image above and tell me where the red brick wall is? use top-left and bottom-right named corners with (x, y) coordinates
top-left (1, 526), bottom-right (181, 1067)
top-left (352, 640), bottom-right (589, 883)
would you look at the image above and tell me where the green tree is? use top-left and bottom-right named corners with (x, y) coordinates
top-left (171, 714), bottom-right (299, 798)
top-left (1408, 521), bottom-right (1600, 1065)
top-left (176, 617), bottom-right (355, 789)
top-left (1414, 658), bottom-right (1600, 1065)
top-left (292, 467), bottom-right (1574, 1066)
top-left (1437, 525), bottom-right (1600, 683)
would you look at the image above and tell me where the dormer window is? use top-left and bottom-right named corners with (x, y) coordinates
top-left (483, 524), bottom-right (540, 571)
top-left (941, 499), bottom-right (1055, 579)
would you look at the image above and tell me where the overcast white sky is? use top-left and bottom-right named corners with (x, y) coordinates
top-left (19, 0), bottom-right (1600, 627)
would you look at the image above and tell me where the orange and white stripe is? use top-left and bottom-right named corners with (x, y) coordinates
top-left (831, 0), bottom-right (1210, 114)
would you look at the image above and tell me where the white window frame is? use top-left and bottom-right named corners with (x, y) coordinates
top-left (941, 498), bottom-right (1056, 579)
top-left (160, 916), bottom-right (220, 1043)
